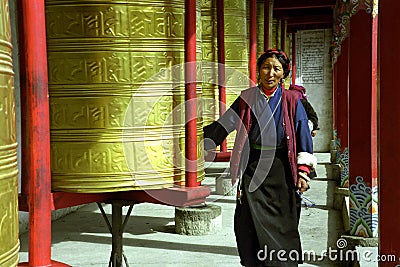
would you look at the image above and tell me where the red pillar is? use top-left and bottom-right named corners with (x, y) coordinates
top-left (333, 38), bottom-right (350, 189)
top-left (347, 11), bottom-right (378, 237)
top-left (280, 18), bottom-right (287, 51)
top-left (280, 19), bottom-right (287, 89)
top-left (217, 0), bottom-right (227, 152)
top-left (336, 38), bottom-right (349, 151)
top-left (17, 0), bottom-right (69, 266)
top-left (184, 0), bottom-right (198, 187)
top-left (379, 0), bottom-right (400, 263)
top-left (291, 32), bottom-right (296, 85)
top-left (332, 60), bottom-right (337, 133)
top-left (249, 0), bottom-right (257, 84)
top-left (263, 0), bottom-right (272, 50)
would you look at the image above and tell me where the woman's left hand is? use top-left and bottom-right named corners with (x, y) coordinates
top-left (296, 175), bottom-right (310, 193)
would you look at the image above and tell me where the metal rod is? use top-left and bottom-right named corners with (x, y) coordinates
top-left (111, 202), bottom-right (123, 266)
top-left (123, 253), bottom-right (130, 267)
top-left (121, 205), bottom-right (134, 231)
top-left (97, 203), bottom-right (113, 234)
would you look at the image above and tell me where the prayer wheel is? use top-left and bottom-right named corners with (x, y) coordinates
top-left (200, 0), bottom-right (218, 127)
top-left (0, 1), bottom-right (19, 266)
top-left (201, 0), bottom-right (248, 150)
top-left (255, 1), bottom-right (280, 55)
top-left (45, 0), bottom-right (204, 192)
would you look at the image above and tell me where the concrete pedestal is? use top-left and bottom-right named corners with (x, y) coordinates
top-left (175, 204), bottom-right (222, 235)
top-left (340, 235), bottom-right (379, 267)
top-left (215, 175), bottom-right (236, 196)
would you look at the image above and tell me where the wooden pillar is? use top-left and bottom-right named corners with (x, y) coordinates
top-left (249, 0), bottom-right (257, 84)
top-left (333, 38), bottom-right (350, 187)
top-left (379, 0), bottom-right (400, 263)
top-left (263, 0), bottom-right (273, 50)
top-left (280, 18), bottom-right (287, 51)
top-left (216, 0), bottom-right (227, 152)
top-left (279, 18), bottom-right (287, 89)
top-left (184, 0), bottom-right (198, 187)
top-left (291, 32), bottom-right (296, 85)
top-left (335, 38), bottom-right (349, 152)
top-left (17, 0), bottom-right (69, 266)
top-left (347, 11), bottom-right (378, 237)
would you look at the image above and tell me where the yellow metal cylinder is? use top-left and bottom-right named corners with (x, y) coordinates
top-left (200, 0), bottom-right (218, 127)
top-left (46, 0), bottom-right (204, 192)
top-left (200, 0), bottom-right (248, 150)
top-left (0, 1), bottom-right (19, 266)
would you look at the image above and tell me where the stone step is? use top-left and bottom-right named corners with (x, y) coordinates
top-left (314, 152), bottom-right (332, 164)
top-left (204, 161), bottom-right (229, 175)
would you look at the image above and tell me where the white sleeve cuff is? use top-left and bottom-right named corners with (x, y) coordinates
top-left (297, 152), bottom-right (317, 168)
top-left (308, 120), bottom-right (314, 132)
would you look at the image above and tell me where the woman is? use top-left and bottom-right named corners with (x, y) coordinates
top-left (289, 84), bottom-right (320, 137)
top-left (203, 49), bottom-right (317, 266)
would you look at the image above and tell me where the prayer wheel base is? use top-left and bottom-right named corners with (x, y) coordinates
top-left (18, 260), bottom-right (71, 267)
top-left (175, 204), bottom-right (222, 235)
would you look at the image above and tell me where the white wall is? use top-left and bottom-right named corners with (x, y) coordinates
top-left (294, 29), bottom-right (333, 152)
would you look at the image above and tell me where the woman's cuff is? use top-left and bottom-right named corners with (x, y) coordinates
top-left (298, 164), bottom-right (311, 174)
top-left (297, 152), bottom-right (317, 168)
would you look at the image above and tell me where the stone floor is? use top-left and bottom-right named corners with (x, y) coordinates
top-left (18, 153), bottom-right (346, 266)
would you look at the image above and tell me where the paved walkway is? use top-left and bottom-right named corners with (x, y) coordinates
top-left (18, 153), bottom-right (344, 266)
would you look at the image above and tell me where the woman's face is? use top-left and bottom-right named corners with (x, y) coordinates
top-left (258, 57), bottom-right (284, 90)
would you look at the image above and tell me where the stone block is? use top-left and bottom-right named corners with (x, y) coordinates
top-left (215, 174), bottom-right (236, 196)
top-left (175, 204), bottom-right (222, 235)
top-left (333, 186), bottom-right (350, 210)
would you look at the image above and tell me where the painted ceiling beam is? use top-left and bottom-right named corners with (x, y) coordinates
top-left (274, 0), bottom-right (336, 10)
top-left (287, 14), bottom-right (333, 26)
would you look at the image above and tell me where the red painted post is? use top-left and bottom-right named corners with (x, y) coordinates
top-left (184, 0), bottom-right (198, 187)
top-left (379, 0), bottom-right (400, 264)
top-left (17, 0), bottom-right (30, 198)
top-left (291, 32), bottom-right (296, 85)
top-left (264, 0), bottom-right (271, 51)
top-left (217, 0), bottom-right (227, 152)
top-left (332, 62), bottom-right (337, 133)
top-left (280, 18), bottom-right (287, 51)
top-left (20, 0), bottom-right (52, 265)
top-left (347, 11), bottom-right (378, 237)
top-left (17, 1), bottom-right (69, 266)
top-left (249, 0), bottom-right (257, 84)
top-left (336, 38), bottom-right (349, 151)
top-left (370, 15), bottom-right (378, 182)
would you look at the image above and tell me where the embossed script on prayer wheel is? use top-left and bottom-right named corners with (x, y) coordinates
top-left (200, 0), bottom-right (249, 150)
top-left (46, 0), bottom-right (204, 192)
top-left (200, 0), bottom-right (218, 128)
top-left (0, 2), bottom-right (19, 266)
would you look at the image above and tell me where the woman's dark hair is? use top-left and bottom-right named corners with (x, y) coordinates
top-left (257, 49), bottom-right (291, 78)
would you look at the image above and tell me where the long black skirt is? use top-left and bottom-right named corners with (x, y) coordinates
top-left (234, 148), bottom-right (302, 267)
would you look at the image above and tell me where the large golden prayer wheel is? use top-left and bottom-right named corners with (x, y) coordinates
top-left (255, 1), bottom-right (280, 54)
top-left (200, 0), bottom-right (248, 150)
top-left (46, 0), bottom-right (204, 193)
top-left (0, 1), bottom-right (19, 266)
top-left (200, 0), bottom-right (218, 131)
